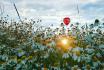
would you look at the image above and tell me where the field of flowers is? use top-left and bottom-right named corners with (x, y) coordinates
top-left (0, 16), bottom-right (104, 70)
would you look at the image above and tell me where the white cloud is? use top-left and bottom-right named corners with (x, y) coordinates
top-left (79, 0), bottom-right (97, 3)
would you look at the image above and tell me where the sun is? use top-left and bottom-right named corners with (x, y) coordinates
top-left (55, 35), bottom-right (76, 50)
top-left (61, 38), bottom-right (68, 45)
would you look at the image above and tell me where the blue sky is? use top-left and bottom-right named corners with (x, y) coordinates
top-left (0, 0), bottom-right (104, 26)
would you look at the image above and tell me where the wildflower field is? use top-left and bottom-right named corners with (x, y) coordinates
top-left (0, 16), bottom-right (104, 70)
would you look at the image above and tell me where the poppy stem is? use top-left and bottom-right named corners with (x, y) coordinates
top-left (66, 26), bottom-right (68, 36)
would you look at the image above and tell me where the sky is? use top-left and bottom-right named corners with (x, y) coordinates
top-left (0, 0), bottom-right (104, 26)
